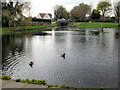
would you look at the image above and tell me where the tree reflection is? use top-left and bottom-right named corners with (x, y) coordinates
top-left (2, 34), bottom-right (25, 72)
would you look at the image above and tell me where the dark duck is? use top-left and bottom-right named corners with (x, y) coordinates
top-left (29, 61), bottom-right (34, 67)
top-left (61, 53), bottom-right (66, 59)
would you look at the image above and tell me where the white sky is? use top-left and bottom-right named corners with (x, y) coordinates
top-left (30, 0), bottom-right (116, 17)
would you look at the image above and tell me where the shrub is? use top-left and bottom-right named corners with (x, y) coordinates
top-left (27, 80), bottom-right (32, 84)
top-left (31, 79), bottom-right (36, 82)
top-left (15, 78), bottom-right (21, 82)
top-left (48, 84), bottom-right (53, 88)
top-left (21, 79), bottom-right (26, 83)
top-left (52, 84), bottom-right (59, 87)
top-left (21, 78), bottom-right (47, 85)
top-left (48, 84), bottom-right (59, 88)
top-left (60, 85), bottom-right (71, 88)
top-left (32, 18), bottom-right (51, 22)
top-left (32, 79), bottom-right (41, 84)
top-left (1, 75), bottom-right (11, 80)
top-left (25, 78), bottom-right (30, 82)
top-left (25, 78), bottom-right (32, 84)
top-left (40, 80), bottom-right (47, 85)
top-left (93, 19), bottom-right (115, 22)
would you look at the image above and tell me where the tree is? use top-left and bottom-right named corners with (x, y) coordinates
top-left (71, 6), bottom-right (81, 20)
top-left (91, 9), bottom-right (101, 20)
top-left (96, 1), bottom-right (112, 19)
top-left (70, 3), bottom-right (91, 21)
top-left (1, 0), bottom-right (31, 27)
top-left (54, 5), bottom-right (69, 20)
top-left (0, 1), bottom-right (2, 27)
top-left (114, 1), bottom-right (120, 27)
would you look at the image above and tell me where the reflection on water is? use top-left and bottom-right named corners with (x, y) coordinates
top-left (2, 28), bottom-right (119, 88)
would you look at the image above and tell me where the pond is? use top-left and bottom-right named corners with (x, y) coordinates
top-left (2, 27), bottom-right (119, 88)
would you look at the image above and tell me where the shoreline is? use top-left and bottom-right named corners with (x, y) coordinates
top-left (1, 24), bottom-right (56, 35)
top-left (0, 75), bottom-right (75, 89)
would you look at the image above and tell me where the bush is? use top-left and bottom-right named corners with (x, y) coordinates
top-left (32, 79), bottom-right (41, 84)
top-left (15, 78), bottom-right (21, 82)
top-left (48, 84), bottom-right (53, 88)
top-left (32, 18), bottom-right (51, 22)
top-left (25, 78), bottom-right (32, 84)
top-left (31, 79), bottom-right (36, 82)
top-left (21, 79), bottom-right (26, 83)
top-left (52, 84), bottom-right (59, 87)
top-left (25, 78), bottom-right (30, 82)
top-left (93, 19), bottom-right (115, 22)
top-left (40, 80), bottom-right (46, 85)
top-left (48, 84), bottom-right (59, 88)
top-left (60, 85), bottom-right (71, 88)
top-left (23, 79), bottom-right (47, 85)
top-left (1, 75), bottom-right (11, 80)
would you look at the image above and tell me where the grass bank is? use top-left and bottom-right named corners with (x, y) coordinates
top-left (1, 22), bottom-right (119, 35)
top-left (1, 75), bottom-right (107, 89)
top-left (69, 22), bottom-right (118, 28)
top-left (0, 75), bottom-right (73, 89)
top-left (0, 75), bottom-right (108, 89)
top-left (1, 24), bottom-right (56, 35)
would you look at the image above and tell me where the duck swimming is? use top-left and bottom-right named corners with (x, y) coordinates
top-left (61, 53), bottom-right (65, 59)
top-left (29, 61), bottom-right (34, 67)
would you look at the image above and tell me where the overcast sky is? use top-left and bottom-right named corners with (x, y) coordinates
top-left (30, 0), bottom-right (116, 17)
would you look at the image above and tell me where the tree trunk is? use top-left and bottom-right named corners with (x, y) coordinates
top-left (118, 23), bottom-right (120, 27)
top-left (101, 10), bottom-right (105, 20)
top-left (118, 18), bottom-right (120, 27)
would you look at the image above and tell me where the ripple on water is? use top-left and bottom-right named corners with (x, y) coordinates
top-left (2, 29), bottom-right (118, 88)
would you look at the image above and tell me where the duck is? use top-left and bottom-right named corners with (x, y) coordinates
top-left (29, 61), bottom-right (34, 67)
top-left (61, 53), bottom-right (65, 59)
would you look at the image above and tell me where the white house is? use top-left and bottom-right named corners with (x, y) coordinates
top-left (37, 13), bottom-right (52, 19)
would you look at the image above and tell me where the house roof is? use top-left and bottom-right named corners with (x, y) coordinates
top-left (38, 13), bottom-right (52, 18)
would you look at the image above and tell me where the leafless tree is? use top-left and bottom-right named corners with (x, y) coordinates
top-left (114, 1), bottom-right (120, 26)
top-left (53, 5), bottom-right (69, 20)
top-left (70, 3), bottom-right (91, 21)
top-left (96, 1), bottom-right (112, 19)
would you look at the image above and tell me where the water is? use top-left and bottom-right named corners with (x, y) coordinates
top-left (2, 27), bottom-right (119, 88)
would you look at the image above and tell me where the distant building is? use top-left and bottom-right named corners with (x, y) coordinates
top-left (57, 18), bottom-right (66, 21)
top-left (37, 13), bottom-right (52, 19)
top-left (56, 18), bottom-right (68, 26)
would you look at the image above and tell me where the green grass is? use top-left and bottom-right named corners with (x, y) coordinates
top-left (47, 84), bottom-right (59, 88)
top-left (25, 78), bottom-right (33, 84)
top-left (15, 78), bottom-right (21, 82)
top-left (2, 24), bottom-right (56, 31)
top-left (21, 79), bottom-right (26, 83)
top-left (70, 22), bottom-right (118, 28)
top-left (1, 24), bottom-right (56, 35)
top-left (32, 79), bottom-right (41, 84)
top-left (60, 85), bottom-right (71, 88)
top-left (20, 78), bottom-right (47, 85)
top-left (0, 75), bottom-right (11, 80)
top-left (0, 75), bottom-right (107, 89)
top-left (1, 22), bottom-right (119, 35)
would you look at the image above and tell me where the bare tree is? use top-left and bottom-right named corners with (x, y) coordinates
top-left (53, 5), bottom-right (69, 20)
top-left (1, 0), bottom-right (31, 27)
top-left (70, 6), bottom-right (80, 20)
top-left (96, 1), bottom-right (112, 19)
top-left (70, 3), bottom-right (91, 21)
top-left (114, 1), bottom-right (120, 27)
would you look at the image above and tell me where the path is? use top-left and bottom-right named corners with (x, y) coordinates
top-left (0, 79), bottom-right (47, 88)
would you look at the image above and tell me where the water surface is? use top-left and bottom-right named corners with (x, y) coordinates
top-left (2, 28), bottom-right (119, 88)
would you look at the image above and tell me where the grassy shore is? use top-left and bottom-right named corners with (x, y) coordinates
top-left (1, 75), bottom-right (106, 89)
top-left (0, 75), bottom-right (74, 89)
top-left (1, 22), bottom-right (119, 35)
top-left (1, 24), bottom-right (56, 35)
top-left (69, 22), bottom-right (118, 28)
